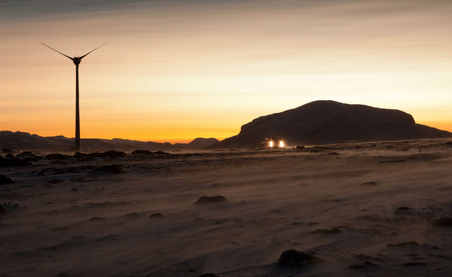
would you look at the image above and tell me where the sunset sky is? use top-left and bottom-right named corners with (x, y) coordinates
top-left (2, 0), bottom-right (452, 143)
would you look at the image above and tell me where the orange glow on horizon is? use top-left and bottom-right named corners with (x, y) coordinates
top-left (418, 122), bottom-right (452, 134)
top-left (2, 1), bottom-right (452, 143)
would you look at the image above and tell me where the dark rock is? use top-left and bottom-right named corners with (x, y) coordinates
top-left (403, 262), bottom-right (426, 266)
top-left (387, 241), bottom-right (420, 247)
top-left (88, 217), bottom-right (106, 222)
top-left (311, 228), bottom-right (341, 234)
top-left (194, 195), bottom-right (227, 204)
top-left (0, 203), bottom-right (6, 215)
top-left (100, 150), bottom-right (127, 158)
top-left (2, 148), bottom-right (14, 154)
top-left (96, 234), bottom-right (118, 241)
top-left (70, 187), bottom-right (79, 192)
top-left (348, 264), bottom-right (366, 269)
top-left (22, 157), bottom-right (39, 162)
top-left (361, 182), bottom-right (378, 186)
top-left (0, 174), bottom-right (14, 185)
top-left (48, 179), bottom-right (64, 184)
top-left (74, 152), bottom-right (91, 160)
top-left (198, 274), bottom-right (220, 277)
top-left (2, 202), bottom-right (25, 211)
top-left (431, 217), bottom-right (452, 227)
top-left (70, 177), bottom-right (99, 183)
top-left (90, 165), bottom-right (125, 175)
top-left (46, 153), bottom-right (70, 160)
top-left (51, 160), bottom-right (68, 165)
top-left (149, 213), bottom-right (165, 218)
top-left (353, 254), bottom-right (377, 261)
top-left (278, 249), bottom-right (317, 268)
top-left (379, 159), bottom-right (406, 164)
top-left (131, 150), bottom-right (154, 155)
top-left (5, 153), bottom-right (14, 158)
top-left (364, 261), bottom-right (378, 267)
top-left (155, 150), bottom-right (170, 155)
top-left (16, 151), bottom-right (36, 157)
top-left (394, 206), bottom-right (411, 215)
top-left (0, 158), bottom-right (32, 167)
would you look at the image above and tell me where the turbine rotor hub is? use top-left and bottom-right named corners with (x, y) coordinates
top-left (73, 57), bottom-right (82, 65)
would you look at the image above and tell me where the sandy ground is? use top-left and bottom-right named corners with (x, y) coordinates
top-left (1, 139), bottom-right (452, 277)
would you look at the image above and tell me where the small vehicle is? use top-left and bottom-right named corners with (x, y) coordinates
top-left (261, 137), bottom-right (285, 148)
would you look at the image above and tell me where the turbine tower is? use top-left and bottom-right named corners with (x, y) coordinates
top-left (42, 42), bottom-right (109, 152)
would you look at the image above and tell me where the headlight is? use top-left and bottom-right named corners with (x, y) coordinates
top-left (269, 141), bottom-right (274, 147)
top-left (279, 141), bottom-right (284, 147)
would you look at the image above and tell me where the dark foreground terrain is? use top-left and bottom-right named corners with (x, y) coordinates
top-left (1, 139), bottom-right (452, 276)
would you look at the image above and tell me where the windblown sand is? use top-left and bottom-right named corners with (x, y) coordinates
top-left (1, 139), bottom-right (452, 277)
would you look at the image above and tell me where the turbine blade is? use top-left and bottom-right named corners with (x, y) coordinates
top-left (41, 43), bottom-right (74, 60)
top-left (80, 41), bottom-right (109, 59)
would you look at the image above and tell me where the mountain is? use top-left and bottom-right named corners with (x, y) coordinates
top-left (214, 100), bottom-right (452, 148)
top-left (0, 131), bottom-right (219, 153)
top-left (183, 138), bottom-right (220, 149)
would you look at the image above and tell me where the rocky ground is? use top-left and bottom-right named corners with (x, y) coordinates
top-left (1, 139), bottom-right (452, 276)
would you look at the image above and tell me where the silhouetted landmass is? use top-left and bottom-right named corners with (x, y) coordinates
top-left (0, 131), bottom-right (219, 152)
top-left (214, 100), bottom-right (452, 148)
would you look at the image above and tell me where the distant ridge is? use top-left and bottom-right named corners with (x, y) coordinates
top-left (0, 131), bottom-right (218, 152)
top-left (214, 100), bottom-right (452, 148)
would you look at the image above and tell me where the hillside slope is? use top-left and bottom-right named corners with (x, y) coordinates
top-left (215, 100), bottom-right (452, 148)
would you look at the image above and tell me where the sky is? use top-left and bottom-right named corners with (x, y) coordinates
top-left (2, 0), bottom-right (452, 143)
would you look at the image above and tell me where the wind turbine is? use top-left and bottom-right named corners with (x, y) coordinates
top-left (42, 41), bottom-right (109, 152)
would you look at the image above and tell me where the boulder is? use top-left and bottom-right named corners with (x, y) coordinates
top-left (311, 228), bottom-right (341, 234)
top-left (194, 195), bottom-right (227, 204)
top-left (431, 217), bottom-right (452, 227)
top-left (149, 213), bottom-right (165, 219)
top-left (0, 174), bottom-right (14, 185)
top-left (2, 148), bottom-right (14, 154)
top-left (278, 249), bottom-right (317, 268)
top-left (46, 153), bottom-right (70, 160)
top-left (100, 150), bottom-right (127, 158)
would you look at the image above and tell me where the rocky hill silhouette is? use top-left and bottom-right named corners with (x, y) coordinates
top-left (0, 131), bottom-right (218, 152)
top-left (215, 100), bottom-right (452, 148)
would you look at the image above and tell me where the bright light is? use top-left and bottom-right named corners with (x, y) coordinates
top-left (279, 141), bottom-right (284, 148)
top-left (269, 141), bottom-right (274, 147)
